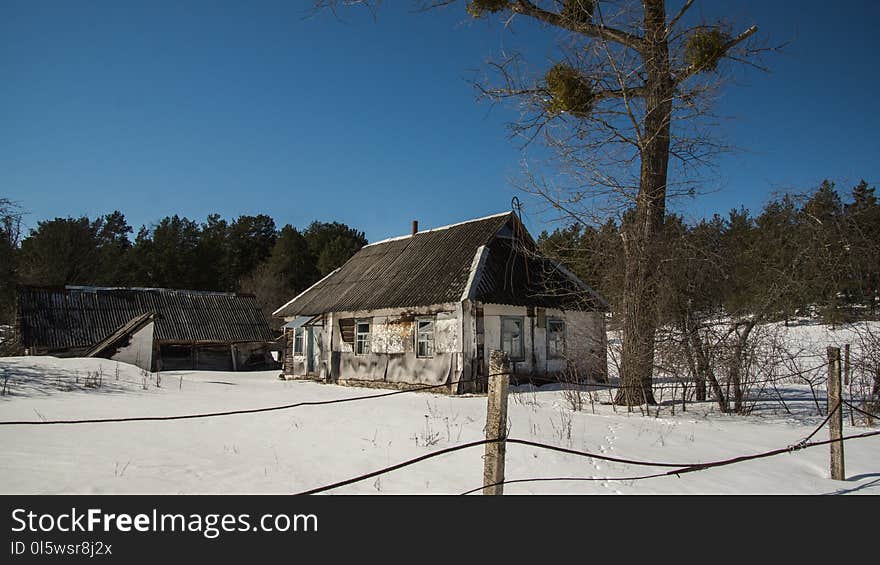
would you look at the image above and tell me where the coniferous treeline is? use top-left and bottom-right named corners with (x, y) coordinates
top-left (0, 207), bottom-right (366, 327)
top-left (3, 179), bottom-right (878, 330)
top-left (539, 180), bottom-right (880, 325)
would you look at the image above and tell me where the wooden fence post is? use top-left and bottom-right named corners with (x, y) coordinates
top-left (827, 346), bottom-right (845, 481)
top-left (483, 350), bottom-right (510, 495)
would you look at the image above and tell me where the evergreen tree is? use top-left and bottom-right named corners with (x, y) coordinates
top-left (19, 216), bottom-right (103, 286)
top-left (129, 215), bottom-right (201, 289)
top-left (800, 181), bottom-right (847, 322)
top-left (748, 197), bottom-right (798, 319)
top-left (93, 211), bottom-right (133, 285)
top-left (303, 221), bottom-right (367, 276)
top-left (227, 215), bottom-right (277, 288)
top-left (192, 214), bottom-right (230, 291)
top-left (268, 225), bottom-right (319, 291)
top-left (844, 180), bottom-right (880, 312)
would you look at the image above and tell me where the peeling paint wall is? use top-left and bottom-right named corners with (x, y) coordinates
top-left (326, 304), bottom-right (462, 386)
top-left (434, 311), bottom-right (459, 353)
top-left (371, 316), bottom-right (415, 354)
top-left (482, 304), bottom-right (535, 376)
top-left (282, 302), bottom-right (606, 391)
top-left (480, 304), bottom-right (607, 382)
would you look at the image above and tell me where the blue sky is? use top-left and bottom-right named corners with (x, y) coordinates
top-left (2, 1), bottom-right (877, 241)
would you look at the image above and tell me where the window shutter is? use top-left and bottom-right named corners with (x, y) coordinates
top-left (339, 318), bottom-right (355, 344)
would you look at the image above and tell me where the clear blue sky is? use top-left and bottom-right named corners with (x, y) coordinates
top-left (2, 0), bottom-right (877, 241)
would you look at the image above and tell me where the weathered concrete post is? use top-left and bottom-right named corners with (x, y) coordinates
top-left (827, 346), bottom-right (845, 481)
top-left (483, 349), bottom-right (510, 495)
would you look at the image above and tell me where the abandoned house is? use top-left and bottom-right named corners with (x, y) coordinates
top-left (273, 211), bottom-right (608, 393)
top-left (16, 286), bottom-right (278, 372)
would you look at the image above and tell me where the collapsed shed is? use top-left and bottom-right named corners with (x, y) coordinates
top-left (16, 286), bottom-right (278, 372)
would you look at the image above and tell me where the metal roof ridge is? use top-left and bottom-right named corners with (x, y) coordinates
top-left (61, 285), bottom-right (238, 296)
top-left (362, 211), bottom-right (511, 248)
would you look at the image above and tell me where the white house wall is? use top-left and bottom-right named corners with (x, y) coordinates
top-left (283, 302), bottom-right (607, 389)
top-left (482, 304), bottom-right (537, 376)
top-left (480, 304), bottom-right (607, 381)
top-left (288, 303), bottom-right (463, 387)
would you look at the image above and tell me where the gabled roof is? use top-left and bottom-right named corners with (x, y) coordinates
top-left (18, 286), bottom-right (275, 351)
top-left (274, 212), bottom-right (607, 317)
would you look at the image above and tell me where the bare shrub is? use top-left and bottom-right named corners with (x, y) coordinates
top-left (848, 323), bottom-right (880, 423)
top-left (412, 414), bottom-right (441, 447)
top-left (558, 365), bottom-right (586, 412)
top-left (550, 409), bottom-right (573, 446)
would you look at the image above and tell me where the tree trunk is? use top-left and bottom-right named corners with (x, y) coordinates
top-left (615, 0), bottom-right (673, 406)
top-left (682, 315), bottom-right (707, 401)
top-left (687, 327), bottom-right (711, 402)
top-left (872, 368), bottom-right (880, 402)
top-left (730, 320), bottom-right (756, 414)
top-left (685, 319), bottom-right (727, 411)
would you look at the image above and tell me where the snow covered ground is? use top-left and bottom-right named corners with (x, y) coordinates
top-left (0, 322), bottom-right (878, 495)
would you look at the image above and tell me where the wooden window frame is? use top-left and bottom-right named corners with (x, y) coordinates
top-left (415, 316), bottom-right (435, 358)
top-left (501, 316), bottom-right (525, 361)
top-left (355, 319), bottom-right (371, 356)
top-left (547, 318), bottom-right (566, 360)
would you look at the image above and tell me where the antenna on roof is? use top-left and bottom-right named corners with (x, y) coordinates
top-left (510, 196), bottom-right (530, 283)
top-left (511, 196), bottom-right (523, 222)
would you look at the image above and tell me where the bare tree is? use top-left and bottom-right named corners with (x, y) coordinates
top-left (313, 1), bottom-right (770, 404)
top-left (848, 323), bottom-right (880, 418)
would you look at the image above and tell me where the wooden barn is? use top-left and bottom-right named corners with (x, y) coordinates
top-left (16, 286), bottom-right (278, 372)
top-left (273, 212), bottom-right (609, 393)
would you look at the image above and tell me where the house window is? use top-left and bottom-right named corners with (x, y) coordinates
top-left (416, 317), bottom-right (435, 358)
top-left (355, 319), bottom-right (371, 355)
top-left (547, 319), bottom-right (565, 359)
top-left (293, 328), bottom-right (304, 355)
top-left (501, 316), bottom-right (524, 361)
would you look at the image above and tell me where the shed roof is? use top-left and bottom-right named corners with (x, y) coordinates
top-left (18, 286), bottom-right (275, 351)
top-left (273, 212), bottom-right (607, 317)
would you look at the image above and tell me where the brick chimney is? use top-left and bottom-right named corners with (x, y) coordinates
top-left (411, 220), bottom-right (419, 236)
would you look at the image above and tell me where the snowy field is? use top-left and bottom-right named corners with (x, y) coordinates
top-left (0, 322), bottom-right (878, 495)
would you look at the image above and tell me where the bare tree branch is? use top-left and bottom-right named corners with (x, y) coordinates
top-left (666, 0), bottom-right (694, 34)
top-left (508, 0), bottom-right (644, 51)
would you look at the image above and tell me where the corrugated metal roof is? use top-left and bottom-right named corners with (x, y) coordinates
top-left (18, 286), bottom-right (275, 350)
top-left (274, 213), bottom-right (513, 316)
top-left (274, 212), bottom-right (606, 317)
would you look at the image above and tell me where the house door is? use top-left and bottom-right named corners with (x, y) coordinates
top-left (307, 326), bottom-right (323, 375)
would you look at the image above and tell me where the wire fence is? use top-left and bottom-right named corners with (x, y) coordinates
top-left (0, 373), bottom-right (495, 426)
top-left (0, 359), bottom-right (863, 426)
top-left (1, 351), bottom-right (878, 495)
top-left (297, 399), bottom-right (880, 495)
